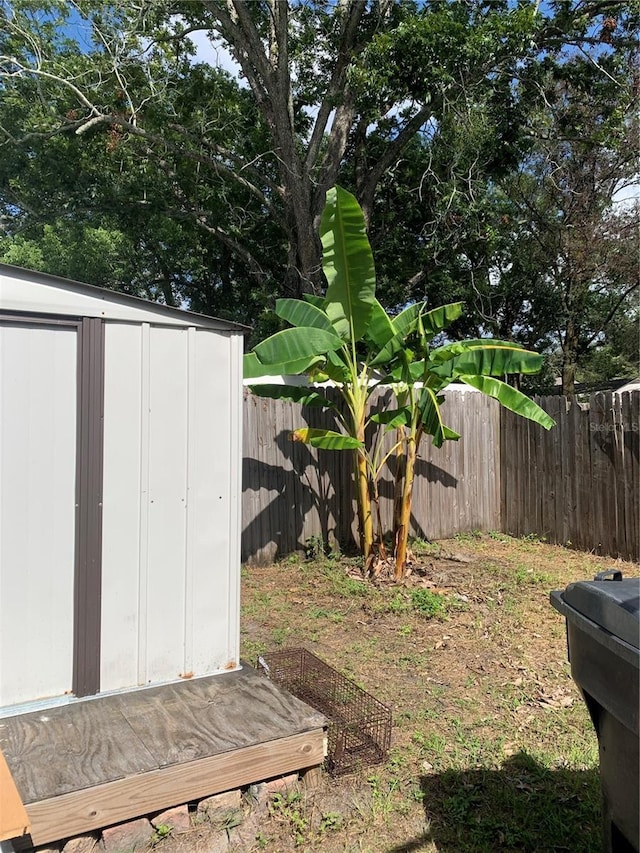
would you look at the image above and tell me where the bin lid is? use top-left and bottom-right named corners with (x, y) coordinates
top-left (560, 577), bottom-right (640, 650)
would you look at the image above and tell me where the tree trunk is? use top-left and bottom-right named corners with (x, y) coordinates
top-left (370, 477), bottom-right (388, 561)
top-left (286, 202), bottom-right (325, 295)
top-left (562, 318), bottom-right (579, 395)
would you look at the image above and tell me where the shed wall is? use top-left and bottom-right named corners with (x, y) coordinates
top-left (0, 323), bottom-right (77, 706)
top-left (100, 323), bottom-right (242, 691)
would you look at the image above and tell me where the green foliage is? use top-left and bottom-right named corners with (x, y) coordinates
top-left (303, 535), bottom-right (326, 561)
top-left (362, 11), bottom-right (638, 389)
top-left (410, 588), bottom-right (448, 619)
top-left (319, 811), bottom-right (343, 833)
top-left (269, 790), bottom-right (309, 846)
top-left (218, 809), bottom-right (243, 834)
top-left (0, 224), bottom-right (136, 291)
top-left (320, 186), bottom-right (376, 342)
top-left (246, 186), bottom-right (553, 575)
top-left (3, 0), bottom-right (636, 363)
top-left (150, 823), bottom-right (172, 845)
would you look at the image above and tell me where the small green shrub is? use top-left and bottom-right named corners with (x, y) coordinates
top-left (411, 588), bottom-right (448, 618)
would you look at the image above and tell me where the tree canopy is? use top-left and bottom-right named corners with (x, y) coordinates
top-left (0, 0), bottom-right (638, 382)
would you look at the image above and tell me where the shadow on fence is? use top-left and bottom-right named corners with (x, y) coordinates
top-left (242, 392), bottom-right (358, 563)
top-left (242, 388), bottom-right (639, 565)
top-left (241, 387), bottom-right (501, 565)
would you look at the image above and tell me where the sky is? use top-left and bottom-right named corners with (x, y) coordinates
top-left (189, 28), bottom-right (245, 82)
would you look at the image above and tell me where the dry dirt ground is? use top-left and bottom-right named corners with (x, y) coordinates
top-left (155, 534), bottom-right (638, 853)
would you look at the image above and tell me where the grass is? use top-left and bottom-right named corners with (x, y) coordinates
top-left (163, 534), bottom-right (636, 853)
top-left (242, 534), bottom-right (639, 852)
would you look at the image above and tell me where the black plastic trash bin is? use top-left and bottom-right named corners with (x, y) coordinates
top-left (551, 571), bottom-right (640, 853)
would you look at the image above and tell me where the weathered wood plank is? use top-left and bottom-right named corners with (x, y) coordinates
top-left (559, 397), bottom-right (576, 546)
top-left (534, 401), bottom-right (546, 539)
top-left (0, 747), bottom-right (30, 842)
top-left (489, 397), bottom-right (501, 531)
top-left (576, 401), bottom-right (593, 553)
top-left (499, 408), bottom-right (511, 535)
top-left (526, 406), bottom-right (536, 538)
top-left (565, 398), bottom-right (581, 547)
top-left (1, 669), bottom-right (324, 808)
top-left (118, 669), bottom-right (325, 766)
top-left (589, 394), bottom-right (608, 555)
top-left (600, 393), bottom-right (617, 556)
top-left (0, 696), bottom-right (157, 804)
top-left (518, 406), bottom-right (527, 537)
top-left (25, 730), bottom-right (325, 847)
top-left (612, 393), bottom-right (624, 557)
top-left (537, 397), bottom-right (550, 542)
top-left (504, 408), bottom-right (520, 537)
top-left (622, 391), bottom-right (639, 562)
top-left (552, 397), bottom-right (563, 545)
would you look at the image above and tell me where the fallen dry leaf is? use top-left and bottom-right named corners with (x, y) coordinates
top-left (535, 688), bottom-right (575, 709)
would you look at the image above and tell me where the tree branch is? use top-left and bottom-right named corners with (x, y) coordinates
top-left (198, 0), bottom-right (273, 119)
top-left (585, 280), bottom-right (640, 347)
top-left (358, 104), bottom-right (433, 226)
top-left (0, 52), bottom-right (285, 230)
top-left (305, 0), bottom-right (367, 172)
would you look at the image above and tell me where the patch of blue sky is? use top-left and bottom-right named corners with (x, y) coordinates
top-left (187, 26), bottom-right (246, 85)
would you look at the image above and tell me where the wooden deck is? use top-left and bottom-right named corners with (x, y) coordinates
top-left (0, 666), bottom-right (326, 847)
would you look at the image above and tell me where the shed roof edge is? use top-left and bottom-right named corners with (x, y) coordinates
top-left (0, 263), bottom-right (250, 333)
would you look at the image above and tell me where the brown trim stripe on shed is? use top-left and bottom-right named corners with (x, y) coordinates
top-left (73, 317), bottom-right (105, 698)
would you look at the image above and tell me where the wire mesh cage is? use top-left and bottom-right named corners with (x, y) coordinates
top-left (257, 648), bottom-right (392, 776)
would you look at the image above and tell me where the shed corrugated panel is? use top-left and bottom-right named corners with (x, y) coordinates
top-left (185, 328), bottom-right (241, 674)
top-left (100, 323), bottom-right (240, 692)
top-left (99, 323), bottom-right (143, 691)
top-left (0, 273), bottom-right (195, 326)
top-left (145, 326), bottom-right (189, 682)
top-left (0, 324), bottom-right (76, 707)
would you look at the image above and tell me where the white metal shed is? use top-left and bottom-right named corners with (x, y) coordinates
top-left (0, 264), bottom-right (245, 713)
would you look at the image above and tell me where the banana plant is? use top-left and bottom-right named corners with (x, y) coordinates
top-left (245, 185), bottom-right (555, 577)
top-left (377, 319), bottom-right (556, 579)
top-left (244, 186), bottom-right (413, 559)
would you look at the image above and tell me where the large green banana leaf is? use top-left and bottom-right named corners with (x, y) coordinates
top-left (370, 301), bottom-right (465, 368)
top-left (275, 298), bottom-right (334, 332)
top-left (320, 186), bottom-right (375, 342)
top-left (392, 302), bottom-right (427, 337)
top-left (365, 299), bottom-right (397, 349)
top-left (431, 343), bottom-right (544, 378)
top-left (419, 302), bottom-right (464, 338)
top-left (459, 375), bottom-right (555, 428)
top-left (312, 349), bottom-right (351, 384)
top-left (247, 384), bottom-right (336, 408)
top-left (290, 428), bottom-right (362, 450)
top-left (370, 407), bottom-right (412, 429)
top-left (303, 293), bottom-right (325, 308)
top-left (418, 388), bottom-right (461, 448)
top-left (243, 351), bottom-right (323, 379)
top-left (431, 339), bottom-right (538, 363)
top-left (253, 326), bottom-right (343, 366)
top-left (369, 304), bottom-right (423, 367)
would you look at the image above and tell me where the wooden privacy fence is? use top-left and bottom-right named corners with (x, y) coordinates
top-left (501, 391), bottom-right (639, 563)
top-left (242, 388), bottom-right (639, 565)
top-left (242, 387), bottom-right (501, 564)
